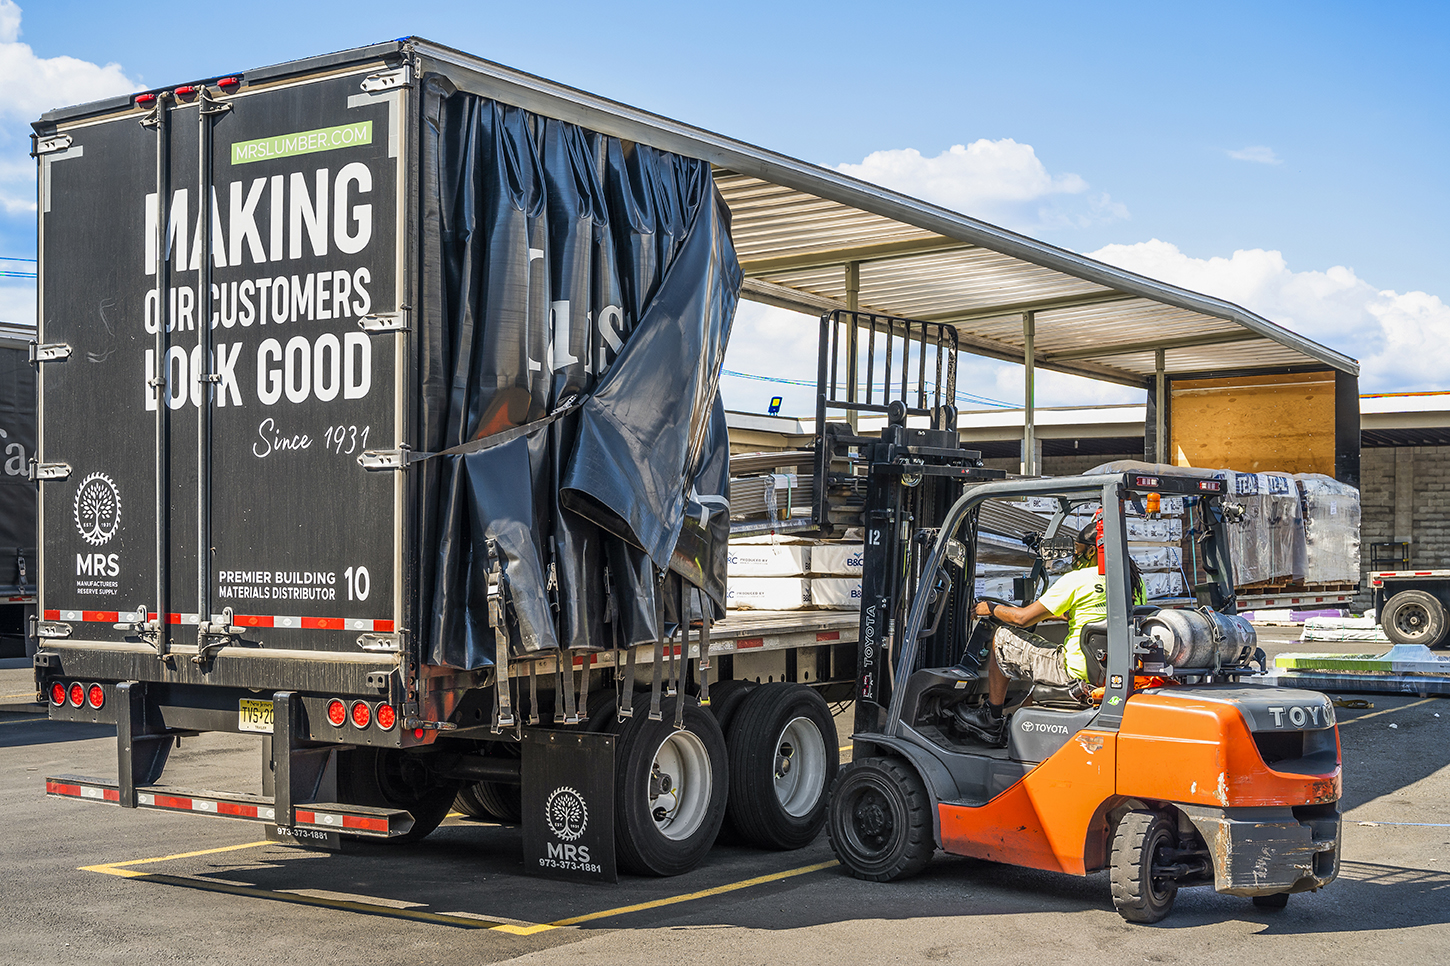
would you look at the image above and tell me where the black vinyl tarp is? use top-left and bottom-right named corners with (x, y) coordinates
top-left (418, 81), bottom-right (741, 670)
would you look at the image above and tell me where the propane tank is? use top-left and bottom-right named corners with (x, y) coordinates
top-left (1141, 609), bottom-right (1257, 671)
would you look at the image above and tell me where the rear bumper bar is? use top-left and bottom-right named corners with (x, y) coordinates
top-left (1180, 803), bottom-right (1340, 896)
top-left (45, 774), bottom-right (412, 838)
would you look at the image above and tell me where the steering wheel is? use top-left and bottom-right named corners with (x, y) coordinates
top-left (975, 596), bottom-right (1014, 623)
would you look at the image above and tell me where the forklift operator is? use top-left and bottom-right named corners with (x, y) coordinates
top-left (952, 521), bottom-right (1142, 746)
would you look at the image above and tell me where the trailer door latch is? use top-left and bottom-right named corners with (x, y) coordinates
top-left (29, 461), bottom-right (71, 482)
top-left (32, 134), bottom-right (73, 156)
top-left (36, 621), bottom-right (72, 639)
top-left (360, 67), bottom-right (410, 93)
top-left (357, 633), bottom-right (401, 653)
top-left (30, 342), bottom-right (72, 363)
top-left (358, 313), bottom-right (409, 333)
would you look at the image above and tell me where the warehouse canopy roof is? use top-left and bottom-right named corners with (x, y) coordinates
top-left (48, 38), bottom-right (1359, 389)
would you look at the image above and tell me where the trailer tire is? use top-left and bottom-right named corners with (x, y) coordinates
top-left (704, 679), bottom-right (756, 736)
top-left (725, 683), bottom-right (837, 850)
top-left (1111, 810), bottom-right (1179, 923)
top-left (1382, 590), bottom-right (1447, 648)
top-left (455, 781), bottom-right (523, 823)
top-left (826, 757), bottom-right (934, 881)
top-left (337, 748), bottom-right (458, 844)
top-left (612, 695), bottom-right (727, 876)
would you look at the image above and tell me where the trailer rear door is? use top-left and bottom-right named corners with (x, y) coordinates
top-left (37, 65), bottom-right (407, 659)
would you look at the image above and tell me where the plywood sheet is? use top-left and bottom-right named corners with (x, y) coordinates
top-left (1170, 371), bottom-right (1335, 474)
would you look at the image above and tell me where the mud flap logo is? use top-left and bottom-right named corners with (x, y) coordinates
top-left (545, 786), bottom-right (588, 842)
top-left (74, 473), bottom-right (121, 545)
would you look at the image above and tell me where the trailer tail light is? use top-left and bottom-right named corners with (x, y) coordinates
top-left (135, 92), bottom-right (157, 106)
top-left (374, 703), bottom-right (396, 731)
top-left (326, 699), bottom-right (347, 727)
top-left (218, 76), bottom-right (240, 88)
top-left (50, 682), bottom-right (66, 706)
top-left (68, 682), bottom-right (85, 707)
top-left (350, 701), bottom-right (371, 729)
top-left (174, 85), bottom-right (198, 97)
top-left (87, 685), bottom-right (105, 709)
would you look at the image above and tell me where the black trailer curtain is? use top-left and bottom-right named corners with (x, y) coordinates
top-left (418, 79), bottom-right (741, 669)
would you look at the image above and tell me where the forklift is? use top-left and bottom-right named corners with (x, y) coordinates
top-left (811, 312), bottom-right (1341, 923)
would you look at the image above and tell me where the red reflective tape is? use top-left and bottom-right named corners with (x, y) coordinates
top-left (44, 610), bottom-right (59, 621)
top-left (737, 637), bottom-right (765, 650)
top-left (82, 611), bottom-right (119, 623)
top-left (373, 620), bottom-right (395, 633)
top-left (167, 613), bottom-right (183, 625)
top-left (102, 788), bottom-right (119, 802)
top-left (342, 814), bottom-right (388, 833)
top-left (301, 617), bottom-right (340, 630)
top-left (217, 801), bottom-right (257, 818)
top-left (153, 794), bottom-right (193, 810)
top-left (47, 780), bottom-right (81, 797)
top-left (235, 614), bottom-right (273, 628)
top-left (295, 809), bottom-right (316, 824)
top-left (817, 631), bottom-right (840, 642)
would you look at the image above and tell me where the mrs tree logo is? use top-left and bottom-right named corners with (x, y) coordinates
top-left (544, 786), bottom-right (588, 842)
top-left (74, 473), bottom-right (122, 546)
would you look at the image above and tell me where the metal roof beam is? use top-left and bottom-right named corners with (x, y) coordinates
top-left (921, 291), bottom-right (1136, 326)
top-left (739, 277), bottom-right (846, 315)
top-left (738, 237), bottom-right (972, 277)
top-left (1045, 330), bottom-right (1264, 362)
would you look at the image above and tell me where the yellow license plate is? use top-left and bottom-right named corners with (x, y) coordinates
top-left (238, 699), bottom-right (274, 734)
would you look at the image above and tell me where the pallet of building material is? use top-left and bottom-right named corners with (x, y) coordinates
top-left (811, 544), bottom-right (864, 576)
top-left (727, 543), bottom-right (810, 577)
top-left (1300, 613), bottom-right (1389, 643)
top-left (726, 576), bottom-right (811, 610)
top-left (811, 576), bottom-right (863, 610)
top-left (729, 473), bottom-right (815, 522)
top-left (1294, 473), bottom-right (1361, 584)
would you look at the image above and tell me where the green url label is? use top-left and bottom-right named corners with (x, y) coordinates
top-left (230, 121), bottom-right (372, 165)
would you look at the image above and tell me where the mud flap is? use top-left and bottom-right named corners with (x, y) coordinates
top-left (521, 729), bottom-right (617, 883)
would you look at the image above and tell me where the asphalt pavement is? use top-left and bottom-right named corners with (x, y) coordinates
top-left (4, 632), bottom-right (1449, 965)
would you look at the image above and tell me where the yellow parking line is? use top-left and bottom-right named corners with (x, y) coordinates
top-left (491, 859), bottom-right (839, 936)
top-left (81, 840), bottom-right (274, 877)
top-left (1338, 696), bottom-right (1438, 725)
top-left (1, 692), bottom-right (38, 701)
top-left (0, 716), bottom-right (45, 725)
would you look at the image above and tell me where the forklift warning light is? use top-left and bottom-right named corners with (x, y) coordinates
top-left (1133, 475), bottom-right (1160, 488)
top-left (1198, 480), bottom-right (1223, 492)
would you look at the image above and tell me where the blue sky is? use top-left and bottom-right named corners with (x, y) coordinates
top-left (2, 0), bottom-right (1446, 411)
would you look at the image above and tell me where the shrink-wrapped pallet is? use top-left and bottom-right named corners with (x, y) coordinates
top-left (1294, 474), bottom-right (1361, 584)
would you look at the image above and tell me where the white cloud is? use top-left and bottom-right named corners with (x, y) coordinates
top-left (1227, 145), bottom-right (1282, 165)
top-left (0, 3), bottom-right (141, 227)
top-left (0, 277), bottom-right (34, 326)
top-left (1087, 239), bottom-right (1450, 393)
top-left (836, 139), bottom-right (1128, 232)
top-left (0, 2), bottom-right (140, 122)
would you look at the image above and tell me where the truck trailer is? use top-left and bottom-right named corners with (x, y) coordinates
top-left (35, 39), bottom-right (1344, 918)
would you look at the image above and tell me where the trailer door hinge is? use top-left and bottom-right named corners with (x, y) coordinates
top-left (30, 342), bottom-right (72, 363)
top-left (357, 633), bottom-right (401, 653)
top-left (33, 134), bottom-right (73, 157)
top-left (29, 460), bottom-right (71, 482)
top-left (36, 621), bottom-right (72, 639)
top-left (358, 313), bottom-right (409, 333)
top-left (360, 67), bottom-right (410, 93)
top-left (358, 448), bottom-right (409, 471)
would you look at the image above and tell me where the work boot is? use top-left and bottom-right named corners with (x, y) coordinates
top-left (950, 703), bottom-right (1007, 747)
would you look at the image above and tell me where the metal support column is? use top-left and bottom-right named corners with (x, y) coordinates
top-left (1022, 311), bottom-right (1036, 476)
top-left (1154, 348), bottom-right (1167, 464)
top-left (845, 261), bottom-right (860, 432)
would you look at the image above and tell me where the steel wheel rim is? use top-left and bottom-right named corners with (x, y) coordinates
top-left (1395, 604), bottom-right (1431, 640)
top-left (773, 715), bottom-right (827, 817)
top-left (845, 782), bottom-right (896, 857)
top-left (648, 729), bottom-right (712, 841)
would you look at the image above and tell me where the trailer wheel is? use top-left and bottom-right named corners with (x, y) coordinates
top-left (612, 695), bottom-right (727, 876)
top-left (454, 781), bottom-right (523, 823)
top-left (1111, 810), bottom-right (1179, 923)
top-left (1382, 590), bottom-right (1447, 648)
top-left (826, 757), bottom-right (934, 881)
top-left (725, 683), bottom-right (837, 850)
top-left (337, 748), bottom-right (458, 844)
top-left (1252, 892), bottom-right (1290, 910)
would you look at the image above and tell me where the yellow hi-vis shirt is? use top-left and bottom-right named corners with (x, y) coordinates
top-left (1037, 566), bottom-right (1147, 680)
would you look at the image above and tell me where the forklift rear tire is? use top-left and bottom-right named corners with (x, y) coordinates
top-left (827, 757), bottom-right (934, 881)
top-left (1111, 810), bottom-right (1179, 923)
top-left (612, 695), bottom-right (728, 876)
top-left (1382, 590), bottom-right (1447, 648)
top-left (337, 748), bottom-right (458, 844)
top-left (724, 683), bottom-right (838, 850)
top-left (1252, 892), bottom-right (1290, 910)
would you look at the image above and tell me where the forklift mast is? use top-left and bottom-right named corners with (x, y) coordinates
top-left (807, 310), bottom-right (1005, 735)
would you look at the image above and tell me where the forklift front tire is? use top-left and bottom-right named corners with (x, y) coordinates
top-left (1110, 810), bottom-right (1179, 924)
top-left (827, 757), bottom-right (934, 881)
